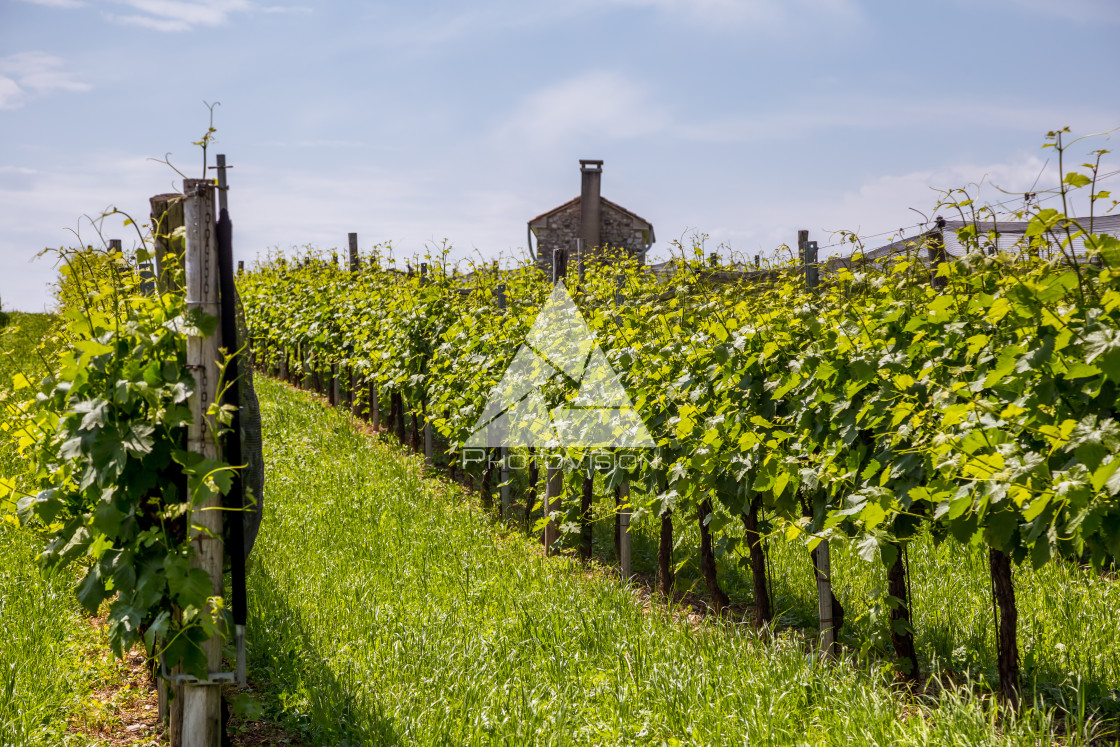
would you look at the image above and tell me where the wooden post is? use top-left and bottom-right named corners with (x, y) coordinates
top-left (579, 470), bottom-right (593, 561)
top-left (349, 367), bottom-right (361, 417)
top-left (149, 193), bottom-right (185, 293)
top-left (800, 230), bottom-right (819, 289)
top-left (525, 447), bottom-right (538, 535)
top-left (180, 178), bottom-right (224, 747)
top-left (929, 216), bottom-right (948, 289)
top-left (540, 250), bottom-right (567, 552)
top-left (618, 480), bottom-right (631, 580)
top-left (552, 247), bottom-right (567, 285)
top-left (576, 238), bottom-right (585, 286)
top-left (812, 542), bottom-right (837, 658)
top-left (330, 363), bottom-right (340, 406)
top-left (348, 232), bottom-right (359, 274)
top-left (543, 461), bottom-right (561, 553)
top-left (614, 274), bottom-right (631, 581)
top-left (801, 228), bottom-right (836, 658)
top-left (499, 451), bottom-right (510, 522)
top-left (495, 283), bottom-right (510, 520)
top-left (658, 509), bottom-right (673, 598)
top-left (369, 381), bottom-right (380, 429)
top-left (418, 260), bottom-right (431, 460)
top-left (157, 656), bottom-right (169, 724)
top-left (423, 402), bottom-right (433, 467)
top-left (139, 261), bottom-right (156, 295)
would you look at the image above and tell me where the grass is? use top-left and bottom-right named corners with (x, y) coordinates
top-left (582, 476), bottom-right (1120, 724)
top-left (0, 312), bottom-right (115, 746)
top-left (246, 376), bottom-right (1114, 745)
top-left (0, 525), bottom-right (121, 746)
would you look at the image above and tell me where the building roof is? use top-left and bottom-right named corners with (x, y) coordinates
top-left (824, 213), bottom-right (1120, 271)
top-left (528, 195), bottom-right (654, 232)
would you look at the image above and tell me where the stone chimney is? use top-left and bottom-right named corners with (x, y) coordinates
top-left (579, 159), bottom-right (602, 257)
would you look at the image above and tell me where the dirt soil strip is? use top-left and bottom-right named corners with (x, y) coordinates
top-left (67, 617), bottom-right (301, 746)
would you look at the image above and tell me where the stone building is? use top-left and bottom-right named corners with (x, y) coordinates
top-left (528, 160), bottom-right (655, 272)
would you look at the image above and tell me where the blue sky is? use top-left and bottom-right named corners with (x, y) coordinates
top-left (2, 0), bottom-right (1118, 310)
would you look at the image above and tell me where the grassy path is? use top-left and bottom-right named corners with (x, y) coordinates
top-left (244, 377), bottom-right (1086, 745)
top-left (0, 313), bottom-right (115, 745)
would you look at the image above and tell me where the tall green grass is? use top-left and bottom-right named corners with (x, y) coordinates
top-left (0, 526), bottom-right (101, 746)
top-left (590, 478), bottom-right (1120, 723)
top-left (0, 312), bottom-right (101, 746)
top-left (247, 377), bottom-right (1109, 745)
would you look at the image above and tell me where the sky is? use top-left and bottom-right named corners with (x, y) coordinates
top-left (1, 0), bottom-right (1118, 311)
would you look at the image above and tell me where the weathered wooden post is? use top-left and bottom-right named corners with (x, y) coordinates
top-left (150, 193), bottom-right (185, 294)
top-left (495, 283), bottom-right (510, 520)
top-left (346, 235), bottom-right (360, 417)
top-left (138, 261), bottom-right (156, 295)
top-left (543, 463), bottom-right (562, 552)
top-left (180, 178), bottom-right (225, 746)
top-left (369, 381), bottom-right (380, 429)
top-left (801, 228), bottom-right (836, 659)
top-left (423, 403), bottom-right (433, 467)
top-left (349, 367), bottom-right (360, 417)
top-left (616, 482), bottom-right (631, 579)
top-left (542, 248), bottom-right (566, 552)
top-left (576, 238), bottom-right (585, 287)
top-left (419, 263), bottom-right (433, 465)
top-left (929, 216), bottom-right (948, 289)
top-left (801, 230), bottom-right (819, 289)
top-left (614, 274), bottom-right (631, 580)
top-left (148, 197), bottom-right (183, 728)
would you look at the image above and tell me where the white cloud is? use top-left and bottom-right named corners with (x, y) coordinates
top-left (604, 0), bottom-right (860, 29)
top-left (817, 155), bottom-right (1059, 243)
top-left (0, 77), bottom-right (22, 110)
top-left (14, 0), bottom-right (85, 7)
top-left (257, 139), bottom-right (367, 148)
top-left (105, 0), bottom-right (253, 32)
top-left (499, 77), bottom-right (1115, 154)
top-left (0, 52), bottom-right (91, 110)
top-left (258, 4), bottom-right (312, 14)
top-left (687, 153), bottom-right (1089, 263)
top-left (0, 150), bottom-right (539, 310)
top-left (498, 71), bottom-right (670, 147)
top-left (675, 96), bottom-right (1115, 144)
top-left (0, 153), bottom-right (168, 311)
top-left (18, 0), bottom-right (308, 29)
top-left (972, 0), bottom-right (1120, 24)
